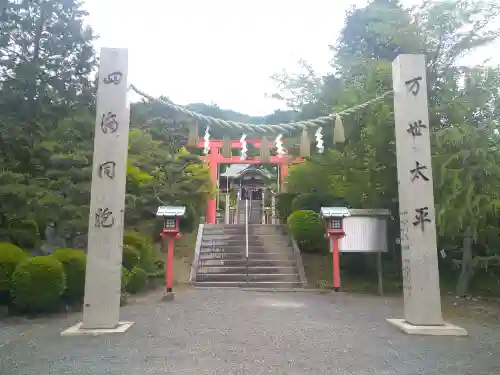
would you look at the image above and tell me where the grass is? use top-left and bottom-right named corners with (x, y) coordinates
top-left (302, 253), bottom-right (402, 295)
top-left (153, 231), bottom-right (197, 286)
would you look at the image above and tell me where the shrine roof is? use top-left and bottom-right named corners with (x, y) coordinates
top-left (220, 164), bottom-right (250, 177)
top-left (220, 164), bottom-right (275, 180)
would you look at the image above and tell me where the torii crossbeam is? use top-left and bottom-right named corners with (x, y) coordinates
top-left (196, 139), bottom-right (301, 224)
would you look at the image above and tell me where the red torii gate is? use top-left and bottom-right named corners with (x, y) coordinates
top-left (197, 139), bottom-right (301, 224)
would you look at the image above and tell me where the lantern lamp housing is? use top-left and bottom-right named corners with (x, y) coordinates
top-left (320, 207), bottom-right (350, 237)
top-left (156, 206), bottom-right (187, 235)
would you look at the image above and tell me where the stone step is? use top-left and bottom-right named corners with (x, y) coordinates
top-left (201, 243), bottom-right (290, 250)
top-left (198, 252), bottom-right (296, 261)
top-left (199, 249), bottom-right (294, 257)
top-left (250, 232), bottom-right (286, 237)
top-left (250, 231), bottom-right (286, 235)
top-left (203, 228), bottom-right (245, 233)
top-left (204, 224), bottom-right (245, 229)
top-left (199, 259), bottom-right (296, 267)
top-left (194, 281), bottom-right (303, 288)
top-left (203, 228), bottom-right (245, 236)
top-left (201, 239), bottom-right (290, 246)
top-left (249, 225), bottom-right (286, 229)
top-left (197, 266), bottom-right (297, 274)
top-left (195, 273), bottom-right (300, 282)
top-left (203, 234), bottom-right (288, 240)
top-left (199, 249), bottom-right (295, 257)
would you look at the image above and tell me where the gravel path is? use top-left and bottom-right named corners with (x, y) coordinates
top-left (1, 289), bottom-right (499, 374)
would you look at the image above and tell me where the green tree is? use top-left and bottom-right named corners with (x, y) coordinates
top-left (273, 0), bottom-right (500, 294)
top-left (0, 0), bottom-right (98, 243)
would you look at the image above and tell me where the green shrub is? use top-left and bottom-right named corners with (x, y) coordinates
top-left (287, 210), bottom-right (327, 253)
top-left (0, 242), bottom-right (29, 296)
top-left (276, 193), bottom-right (298, 220)
top-left (52, 249), bottom-right (87, 303)
top-left (123, 231), bottom-right (155, 272)
top-left (11, 256), bottom-right (66, 312)
top-left (126, 267), bottom-right (148, 294)
top-left (291, 193), bottom-right (348, 213)
top-left (122, 245), bottom-right (140, 270)
top-left (121, 267), bottom-right (131, 291)
top-left (180, 204), bottom-right (197, 233)
top-left (7, 218), bottom-right (40, 249)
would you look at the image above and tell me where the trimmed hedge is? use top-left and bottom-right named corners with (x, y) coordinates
top-left (52, 249), bottom-right (87, 303)
top-left (11, 256), bottom-right (66, 312)
top-left (126, 267), bottom-right (148, 294)
top-left (122, 245), bottom-right (140, 270)
top-left (0, 242), bottom-right (29, 295)
top-left (287, 210), bottom-right (327, 253)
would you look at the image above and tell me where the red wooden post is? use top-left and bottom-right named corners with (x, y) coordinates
top-left (166, 237), bottom-right (174, 293)
top-left (332, 237), bottom-right (341, 292)
top-left (206, 145), bottom-right (219, 224)
top-left (280, 164), bottom-right (288, 189)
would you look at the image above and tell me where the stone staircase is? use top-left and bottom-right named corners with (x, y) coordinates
top-left (192, 224), bottom-right (305, 288)
top-left (236, 199), bottom-right (263, 224)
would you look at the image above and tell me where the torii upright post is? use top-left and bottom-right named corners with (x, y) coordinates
top-left (206, 144), bottom-right (219, 225)
top-left (386, 54), bottom-right (466, 336)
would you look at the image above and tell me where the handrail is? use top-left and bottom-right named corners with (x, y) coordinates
top-left (245, 199), bottom-right (249, 259)
top-left (245, 198), bottom-right (249, 284)
top-left (189, 223), bottom-right (205, 284)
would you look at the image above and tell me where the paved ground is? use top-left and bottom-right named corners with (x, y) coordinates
top-left (1, 289), bottom-right (499, 375)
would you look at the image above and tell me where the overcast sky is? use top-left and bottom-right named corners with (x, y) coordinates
top-left (84, 0), bottom-right (500, 116)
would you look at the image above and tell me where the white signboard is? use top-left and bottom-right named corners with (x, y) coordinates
top-left (339, 216), bottom-right (388, 253)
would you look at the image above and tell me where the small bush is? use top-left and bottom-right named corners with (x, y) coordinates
top-left (11, 256), bottom-right (66, 312)
top-left (123, 231), bottom-right (155, 272)
top-left (7, 218), bottom-right (40, 249)
top-left (126, 267), bottom-right (148, 294)
top-left (52, 249), bottom-right (87, 303)
top-left (276, 193), bottom-right (298, 220)
top-left (0, 242), bottom-right (29, 297)
top-left (287, 210), bottom-right (327, 253)
top-left (122, 245), bottom-right (140, 270)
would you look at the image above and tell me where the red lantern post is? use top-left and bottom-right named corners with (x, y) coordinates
top-left (156, 206), bottom-right (186, 301)
top-left (320, 207), bottom-right (350, 292)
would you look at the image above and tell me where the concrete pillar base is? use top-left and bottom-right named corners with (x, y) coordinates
top-left (386, 318), bottom-right (467, 336)
top-left (61, 321), bottom-right (134, 336)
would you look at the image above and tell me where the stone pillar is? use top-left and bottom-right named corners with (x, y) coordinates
top-left (387, 54), bottom-right (466, 335)
top-left (82, 48), bottom-right (130, 329)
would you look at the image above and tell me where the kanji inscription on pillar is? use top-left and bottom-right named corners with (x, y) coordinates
top-left (82, 48), bottom-right (130, 329)
top-left (392, 54), bottom-right (443, 326)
